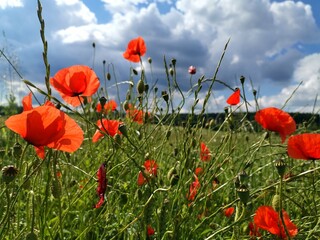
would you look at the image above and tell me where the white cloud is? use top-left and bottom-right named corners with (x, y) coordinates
top-left (0, 0), bottom-right (23, 9)
top-left (258, 53), bottom-right (320, 112)
top-left (1, 0), bottom-right (320, 112)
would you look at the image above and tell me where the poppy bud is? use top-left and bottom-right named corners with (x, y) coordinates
top-left (132, 68), bottom-right (138, 75)
top-left (154, 87), bottom-right (158, 93)
top-left (114, 133), bottom-right (122, 148)
top-left (272, 194), bottom-right (281, 211)
top-left (144, 84), bottom-right (149, 93)
top-left (188, 66), bottom-right (196, 75)
top-left (240, 75), bottom-right (245, 84)
top-left (103, 60), bottom-right (106, 65)
top-left (106, 72), bottom-right (111, 80)
top-left (12, 142), bottom-right (22, 159)
top-left (236, 185), bottom-right (250, 205)
top-left (224, 107), bottom-right (229, 114)
top-left (118, 123), bottom-right (128, 138)
top-left (123, 100), bottom-right (130, 111)
top-left (1, 165), bottom-right (18, 184)
top-left (274, 158), bottom-right (286, 178)
top-left (169, 68), bottom-right (174, 76)
top-left (137, 79), bottom-right (145, 95)
top-left (51, 179), bottom-right (62, 198)
top-left (26, 232), bottom-right (37, 240)
top-left (99, 96), bottom-right (107, 109)
top-left (92, 42), bottom-right (96, 48)
top-left (171, 58), bottom-right (176, 66)
top-left (148, 57), bottom-right (152, 64)
top-left (237, 171), bottom-right (248, 185)
top-left (162, 91), bottom-right (169, 103)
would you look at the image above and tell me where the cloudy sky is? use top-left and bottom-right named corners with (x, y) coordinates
top-left (0, 0), bottom-right (320, 113)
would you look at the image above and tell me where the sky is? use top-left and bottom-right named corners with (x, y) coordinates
top-left (0, 0), bottom-right (320, 113)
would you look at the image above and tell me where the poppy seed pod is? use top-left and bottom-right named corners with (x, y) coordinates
top-left (2, 165), bottom-right (18, 184)
top-left (99, 96), bottom-right (107, 109)
top-left (137, 79), bottom-right (145, 95)
top-left (274, 159), bottom-right (286, 178)
top-left (26, 232), bottom-right (38, 240)
top-left (237, 185), bottom-right (250, 205)
top-left (240, 75), bottom-right (245, 84)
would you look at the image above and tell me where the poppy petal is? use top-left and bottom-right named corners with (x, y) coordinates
top-left (287, 133), bottom-right (320, 160)
top-left (22, 93), bottom-right (33, 111)
top-left (226, 88), bottom-right (240, 105)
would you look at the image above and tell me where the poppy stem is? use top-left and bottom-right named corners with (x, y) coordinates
top-left (279, 176), bottom-right (291, 240)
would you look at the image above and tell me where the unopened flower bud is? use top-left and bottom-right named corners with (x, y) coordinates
top-left (12, 142), bottom-right (22, 159)
top-left (106, 72), bottom-right (111, 80)
top-left (123, 100), bottom-right (130, 111)
top-left (162, 91), bottom-right (169, 102)
top-left (253, 89), bottom-right (257, 97)
top-left (132, 68), bottom-right (138, 75)
top-left (51, 179), bottom-right (62, 198)
top-left (272, 194), bottom-right (281, 211)
top-left (148, 57), bottom-right (152, 64)
top-left (144, 84), bottom-right (149, 93)
top-left (188, 66), bottom-right (196, 75)
top-left (171, 58), bottom-right (176, 66)
top-left (169, 68), bottom-right (174, 76)
top-left (118, 123), bottom-right (128, 138)
top-left (137, 79), bottom-right (145, 95)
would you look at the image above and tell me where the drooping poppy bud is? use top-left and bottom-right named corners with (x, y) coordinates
top-left (188, 66), bottom-right (196, 75)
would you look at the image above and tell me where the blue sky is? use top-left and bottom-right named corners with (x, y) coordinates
top-left (0, 0), bottom-right (320, 113)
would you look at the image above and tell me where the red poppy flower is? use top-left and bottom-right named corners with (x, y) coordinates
top-left (255, 107), bottom-right (296, 143)
top-left (96, 100), bottom-right (117, 114)
top-left (248, 222), bottom-right (261, 238)
top-left (123, 36), bottom-right (147, 63)
top-left (188, 65), bottom-right (196, 75)
top-left (226, 88), bottom-right (240, 105)
top-left (254, 206), bottom-right (298, 239)
top-left (92, 119), bottom-right (122, 143)
top-left (187, 176), bottom-right (200, 201)
top-left (126, 105), bottom-right (150, 124)
top-left (50, 65), bottom-right (100, 107)
top-left (5, 105), bottom-right (84, 159)
top-left (195, 167), bottom-right (203, 176)
top-left (137, 160), bottom-right (158, 186)
top-left (147, 225), bottom-right (155, 236)
top-left (200, 142), bottom-right (211, 162)
top-left (223, 207), bottom-right (235, 218)
top-left (287, 133), bottom-right (320, 160)
top-left (94, 163), bottom-right (107, 208)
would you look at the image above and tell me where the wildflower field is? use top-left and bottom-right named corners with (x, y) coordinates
top-left (1, 1), bottom-right (320, 239)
